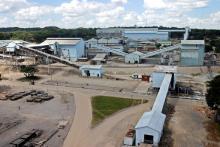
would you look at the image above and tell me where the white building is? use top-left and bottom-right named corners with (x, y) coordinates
top-left (151, 66), bottom-right (177, 89)
top-left (6, 42), bottom-right (18, 52)
top-left (135, 110), bottom-right (166, 146)
top-left (180, 40), bottom-right (205, 66)
top-left (125, 51), bottom-right (144, 64)
top-left (41, 38), bottom-right (85, 61)
top-left (85, 38), bottom-right (98, 48)
top-left (0, 40), bottom-right (29, 53)
top-left (79, 65), bottom-right (103, 78)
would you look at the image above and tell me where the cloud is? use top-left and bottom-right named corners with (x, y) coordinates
top-left (15, 6), bottom-right (53, 22)
top-left (55, 0), bottom-right (130, 28)
top-left (144, 0), bottom-right (209, 10)
top-left (0, 0), bottom-right (29, 13)
top-left (144, 0), bottom-right (167, 9)
top-left (111, 0), bottom-right (128, 5)
top-left (0, 0), bottom-right (219, 29)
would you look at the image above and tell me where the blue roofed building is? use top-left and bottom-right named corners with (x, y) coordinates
top-left (41, 38), bottom-right (85, 61)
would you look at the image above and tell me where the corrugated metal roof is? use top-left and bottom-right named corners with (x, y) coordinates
top-left (181, 40), bottom-right (205, 45)
top-left (80, 65), bottom-right (102, 70)
top-left (42, 38), bottom-right (82, 45)
top-left (155, 65), bottom-right (177, 73)
top-left (7, 42), bottom-right (16, 48)
top-left (135, 110), bottom-right (166, 134)
top-left (86, 38), bottom-right (98, 42)
top-left (92, 53), bottom-right (107, 61)
top-left (124, 31), bottom-right (168, 34)
top-left (130, 51), bottom-right (144, 56)
top-left (0, 40), bottom-right (29, 48)
top-left (152, 74), bottom-right (172, 112)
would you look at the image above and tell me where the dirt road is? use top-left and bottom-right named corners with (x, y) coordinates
top-left (63, 90), bottom-right (153, 147)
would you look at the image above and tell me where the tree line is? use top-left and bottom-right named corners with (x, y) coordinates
top-left (0, 26), bottom-right (97, 43)
top-left (0, 26), bottom-right (220, 52)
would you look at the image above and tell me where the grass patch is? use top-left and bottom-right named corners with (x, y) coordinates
top-left (91, 96), bottom-right (147, 126)
top-left (17, 76), bottom-right (41, 82)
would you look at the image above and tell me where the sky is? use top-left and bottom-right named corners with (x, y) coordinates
top-left (0, 0), bottom-right (220, 29)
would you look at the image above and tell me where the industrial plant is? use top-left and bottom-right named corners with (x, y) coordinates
top-left (0, 26), bottom-right (219, 147)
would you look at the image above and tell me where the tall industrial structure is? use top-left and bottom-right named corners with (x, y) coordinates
top-left (180, 40), bottom-right (205, 66)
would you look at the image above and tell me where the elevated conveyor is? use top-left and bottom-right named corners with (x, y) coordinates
top-left (152, 74), bottom-right (172, 113)
top-left (94, 44), bottom-right (180, 59)
top-left (18, 45), bottom-right (79, 69)
top-left (93, 45), bottom-right (128, 56)
top-left (141, 44), bottom-right (181, 59)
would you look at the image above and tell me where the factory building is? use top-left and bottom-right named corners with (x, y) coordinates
top-left (41, 38), bottom-right (85, 61)
top-left (97, 27), bottom-right (189, 41)
top-left (79, 65), bottom-right (103, 78)
top-left (123, 30), bottom-right (169, 41)
top-left (180, 40), bottom-right (205, 66)
top-left (96, 28), bottom-right (122, 38)
top-left (125, 51), bottom-right (144, 64)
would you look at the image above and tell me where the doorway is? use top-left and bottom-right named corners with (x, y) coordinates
top-left (85, 70), bottom-right (90, 77)
top-left (144, 134), bottom-right (153, 144)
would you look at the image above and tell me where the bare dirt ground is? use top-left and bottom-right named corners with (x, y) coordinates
top-left (167, 98), bottom-right (220, 147)
top-left (0, 82), bottom-right (75, 147)
top-left (0, 64), bottom-right (76, 147)
top-left (0, 64), bottom-right (153, 147)
top-left (1, 62), bottom-right (220, 147)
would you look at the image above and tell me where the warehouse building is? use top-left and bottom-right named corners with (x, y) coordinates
top-left (135, 110), bottom-right (166, 146)
top-left (125, 51), bottom-right (144, 64)
top-left (79, 65), bottom-right (103, 78)
top-left (180, 40), bottom-right (205, 66)
top-left (41, 38), bottom-right (85, 61)
top-left (96, 28), bottom-right (122, 38)
top-left (97, 27), bottom-right (189, 41)
top-left (123, 30), bottom-right (169, 41)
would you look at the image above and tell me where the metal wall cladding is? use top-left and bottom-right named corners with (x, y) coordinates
top-left (123, 32), bottom-right (169, 41)
top-left (180, 44), bottom-right (205, 66)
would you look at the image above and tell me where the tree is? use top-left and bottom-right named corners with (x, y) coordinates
top-left (206, 75), bottom-right (220, 108)
top-left (20, 65), bottom-right (38, 78)
top-left (155, 43), bottom-right (161, 49)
